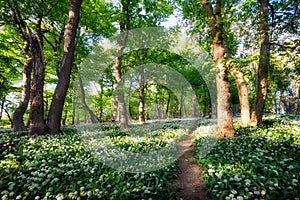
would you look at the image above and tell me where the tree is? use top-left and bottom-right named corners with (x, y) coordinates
top-left (250, 0), bottom-right (270, 126)
top-left (27, 27), bottom-right (49, 136)
top-left (199, 0), bottom-right (235, 137)
top-left (3, 1), bottom-right (33, 132)
top-left (47, 0), bottom-right (83, 134)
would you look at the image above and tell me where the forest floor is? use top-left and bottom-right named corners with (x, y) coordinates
top-left (174, 134), bottom-right (210, 200)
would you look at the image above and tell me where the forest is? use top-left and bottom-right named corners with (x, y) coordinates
top-left (0, 0), bottom-right (299, 199)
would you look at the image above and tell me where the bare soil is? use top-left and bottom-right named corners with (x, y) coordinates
top-left (174, 135), bottom-right (210, 200)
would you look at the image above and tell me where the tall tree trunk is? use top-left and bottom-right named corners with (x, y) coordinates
top-left (114, 13), bottom-right (130, 129)
top-left (280, 91), bottom-right (287, 114)
top-left (166, 91), bottom-right (171, 118)
top-left (13, 41), bottom-right (33, 132)
top-left (138, 66), bottom-right (146, 123)
top-left (27, 27), bottom-right (49, 136)
top-left (78, 74), bottom-right (98, 123)
top-left (179, 92), bottom-right (184, 118)
top-left (62, 110), bottom-right (68, 126)
top-left (47, 0), bottom-right (83, 134)
top-left (115, 48), bottom-right (129, 129)
top-left (0, 100), bottom-right (4, 120)
top-left (251, 0), bottom-right (270, 126)
top-left (230, 65), bottom-right (251, 125)
top-left (201, 0), bottom-right (235, 137)
top-left (4, 108), bottom-right (13, 128)
top-left (98, 84), bottom-right (104, 122)
top-left (193, 95), bottom-right (199, 117)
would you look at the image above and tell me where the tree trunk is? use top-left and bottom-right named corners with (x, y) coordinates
top-left (250, 0), bottom-right (270, 126)
top-left (27, 27), bottom-right (49, 136)
top-left (201, 0), bottom-right (235, 137)
top-left (98, 84), bottom-right (104, 122)
top-left (62, 110), bottom-right (68, 126)
top-left (4, 108), bottom-right (13, 128)
top-left (78, 74), bottom-right (98, 123)
top-left (179, 92), bottom-right (184, 118)
top-left (13, 41), bottom-right (33, 132)
top-left (138, 66), bottom-right (146, 123)
top-left (230, 65), bottom-right (251, 125)
top-left (47, 0), bottom-right (83, 134)
top-left (280, 91), bottom-right (287, 114)
top-left (166, 91), bottom-right (171, 118)
top-left (0, 101), bottom-right (4, 120)
top-left (194, 95), bottom-right (199, 117)
top-left (114, 21), bottom-right (129, 129)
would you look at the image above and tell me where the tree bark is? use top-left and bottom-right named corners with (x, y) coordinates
top-left (47, 0), bottom-right (83, 134)
top-left (78, 73), bottom-right (98, 123)
top-left (4, 108), bottom-right (13, 128)
top-left (193, 95), bottom-right (199, 117)
top-left (201, 0), bottom-right (235, 137)
top-left (114, 4), bottom-right (130, 130)
top-left (166, 91), bottom-right (171, 118)
top-left (13, 46), bottom-right (33, 132)
top-left (62, 110), bottom-right (68, 126)
top-left (250, 0), bottom-right (270, 126)
top-left (230, 65), bottom-right (251, 125)
top-left (27, 27), bottom-right (49, 136)
top-left (138, 66), bottom-right (146, 123)
top-left (98, 84), bottom-right (104, 122)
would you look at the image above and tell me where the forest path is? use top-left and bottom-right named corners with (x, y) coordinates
top-left (173, 135), bottom-right (210, 200)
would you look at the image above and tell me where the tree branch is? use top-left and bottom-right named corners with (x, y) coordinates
top-left (43, 35), bottom-right (56, 51)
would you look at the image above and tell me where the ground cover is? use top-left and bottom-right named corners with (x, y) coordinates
top-left (195, 116), bottom-right (300, 200)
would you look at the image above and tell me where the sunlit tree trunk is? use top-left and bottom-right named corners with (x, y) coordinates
top-left (48, 0), bottom-right (83, 134)
top-left (201, 0), bottom-right (235, 137)
top-left (250, 0), bottom-right (270, 126)
top-left (114, 2), bottom-right (130, 130)
top-left (230, 66), bottom-right (251, 125)
top-left (115, 35), bottom-right (129, 129)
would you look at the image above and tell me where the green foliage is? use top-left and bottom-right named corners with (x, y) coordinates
top-left (195, 116), bottom-right (300, 199)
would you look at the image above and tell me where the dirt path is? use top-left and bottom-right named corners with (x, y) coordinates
top-left (174, 135), bottom-right (210, 200)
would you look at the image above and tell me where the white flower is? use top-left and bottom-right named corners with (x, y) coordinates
top-left (236, 196), bottom-right (244, 200)
top-left (55, 193), bottom-right (64, 200)
top-left (231, 190), bottom-right (237, 195)
top-left (292, 179), bottom-right (298, 183)
top-left (261, 190), bottom-right (266, 196)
